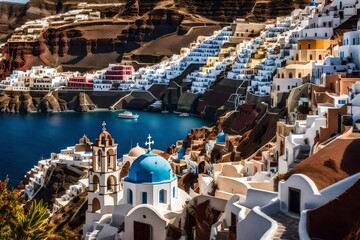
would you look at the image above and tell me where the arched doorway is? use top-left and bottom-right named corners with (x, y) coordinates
top-left (92, 198), bottom-right (101, 213)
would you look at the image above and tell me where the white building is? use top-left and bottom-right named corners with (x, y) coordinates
top-left (85, 122), bottom-right (122, 227)
top-left (339, 18), bottom-right (360, 69)
top-left (84, 134), bottom-right (191, 240)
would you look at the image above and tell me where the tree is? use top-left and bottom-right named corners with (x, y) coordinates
top-left (0, 177), bottom-right (23, 238)
top-left (10, 200), bottom-right (55, 240)
top-left (0, 178), bottom-right (55, 240)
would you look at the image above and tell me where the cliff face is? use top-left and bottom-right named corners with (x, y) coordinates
top-left (0, 0), bottom-right (312, 78)
top-left (174, 0), bottom-right (311, 22)
top-left (2, 7), bottom-right (211, 76)
top-left (30, 164), bottom-right (86, 209)
top-left (0, 90), bottom-right (159, 113)
top-left (0, 2), bottom-right (26, 41)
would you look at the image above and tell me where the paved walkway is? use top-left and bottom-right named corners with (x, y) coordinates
top-left (271, 212), bottom-right (300, 240)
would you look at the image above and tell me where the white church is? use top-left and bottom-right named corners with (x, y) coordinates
top-left (84, 122), bottom-right (191, 240)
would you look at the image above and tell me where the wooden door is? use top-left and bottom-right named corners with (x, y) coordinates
top-left (134, 221), bottom-right (152, 240)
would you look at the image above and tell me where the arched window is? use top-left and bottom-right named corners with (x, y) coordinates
top-left (309, 54), bottom-right (313, 60)
top-left (281, 73), bottom-right (285, 78)
top-left (128, 189), bottom-right (133, 204)
top-left (92, 198), bottom-right (101, 213)
top-left (106, 149), bottom-right (116, 171)
top-left (319, 55), bottom-right (322, 60)
top-left (107, 175), bottom-right (116, 192)
top-left (107, 154), bottom-right (111, 170)
top-left (97, 149), bottom-right (102, 170)
top-left (298, 73), bottom-right (302, 78)
top-left (296, 54), bottom-right (299, 61)
top-left (159, 189), bottom-right (166, 203)
top-left (289, 73), bottom-right (293, 78)
top-left (93, 175), bottom-right (100, 192)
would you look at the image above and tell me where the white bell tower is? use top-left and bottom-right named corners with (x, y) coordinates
top-left (85, 121), bottom-right (122, 227)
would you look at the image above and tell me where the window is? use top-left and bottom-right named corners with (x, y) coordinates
top-left (159, 189), bottom-right (166, 203)
top-left (338, 99), bottom-right (346, 104)
top-left (299, 44), bottom-right (302, 49)
top-left (353, 38), bottom-right (356, 45)
top-left (315, 33), bottom-right (317, 37)
top-left (128, 189), bottom-right (133, 204)
top-left (319, 55), bottom-right (322, 60)
top-left (289, 73), bottom-right (293, 78)
top-left (310, 54), bottom-right (313, 60)
top-left (325, 32), bottom-right (328, 37)
top-left (142, 192), bottom-right (147, 204)
top-left (173, 187), bottom-right (176, 198)
top-left (277, 85), bottom-right (280, 91)
top-left (298, 73), bottom-right (302, 78)
top-left (308, 44), bottom-right (311, 49)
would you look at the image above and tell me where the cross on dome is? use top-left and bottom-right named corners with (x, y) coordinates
top-left (145, 134), bottom-right (154, 151)
top-left (102, 121), bottom-right (106, 131)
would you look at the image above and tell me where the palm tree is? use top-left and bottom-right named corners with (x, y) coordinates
top-left (10, 200), bottom-right (54, 240)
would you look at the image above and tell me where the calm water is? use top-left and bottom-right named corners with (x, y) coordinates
top-left (0, 111), bottom-right (210, 188)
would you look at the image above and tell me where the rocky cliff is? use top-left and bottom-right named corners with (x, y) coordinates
top-left (0, 2), bottom-right (26, 41)
top-left (0, 89), bottom-right (161, 113)
top-left (174, 0), bottom-right (311, 22)
top-left (30, 164), bottom-right (87, 209)
top-left (0, 0), bottom-right (312, 78)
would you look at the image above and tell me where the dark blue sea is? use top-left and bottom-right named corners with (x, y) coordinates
top-left (0, 111), bottom-right (210, 188)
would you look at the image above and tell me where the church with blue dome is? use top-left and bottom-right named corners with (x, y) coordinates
top-left (123, 135), bottom-right (180, 210)
top-left (85, 132), bottom-right (191, 240)
top-left (125, 151), bottom-right (176, 184)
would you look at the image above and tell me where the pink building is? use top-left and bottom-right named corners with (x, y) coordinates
top-left (103, 65), bottom-right (134, 81)
top-left (68, 76), bottom-right (94, 89)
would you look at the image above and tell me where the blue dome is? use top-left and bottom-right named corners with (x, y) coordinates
top-left (308, 1), bottom-right (317, 6)
top-left (177, 147), bottom-right (186, 159)
top-left (125, 151), bottom-right (176, 184)
top-left (216, 131), bottom-right (226, 143)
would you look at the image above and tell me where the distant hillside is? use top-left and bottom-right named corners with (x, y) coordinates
top-left (0, 0), bottom-right (312, 78)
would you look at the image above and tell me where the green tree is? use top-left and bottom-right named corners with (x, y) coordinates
top-left (0, 178), bottom-right (55, 240)
top-left (0, 177), bottom-right (23, 237)
top-left (10, 200), bottom-right (55, 240)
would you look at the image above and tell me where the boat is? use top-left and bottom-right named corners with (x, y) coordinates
top-left (179, 112), bottom-right (190, 117)
top-left (118, 111), bottom-right (139, 119)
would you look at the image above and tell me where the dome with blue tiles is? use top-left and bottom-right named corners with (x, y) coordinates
top-left (308, 1), bottom-right (317, 6)
top-left (125, 151), bottom-right (176, 184)
top-left (216, 131), bottom-right (226, 143)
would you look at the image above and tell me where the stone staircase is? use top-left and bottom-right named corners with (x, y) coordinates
top-left (271, 212), bottom-right (300, 240)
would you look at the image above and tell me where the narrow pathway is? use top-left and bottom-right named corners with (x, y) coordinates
top-left (271, 212), bottom-right (299, 240)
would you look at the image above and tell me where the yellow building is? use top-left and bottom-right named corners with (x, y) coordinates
top-left (293, 39), bottom-right (332, 63)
